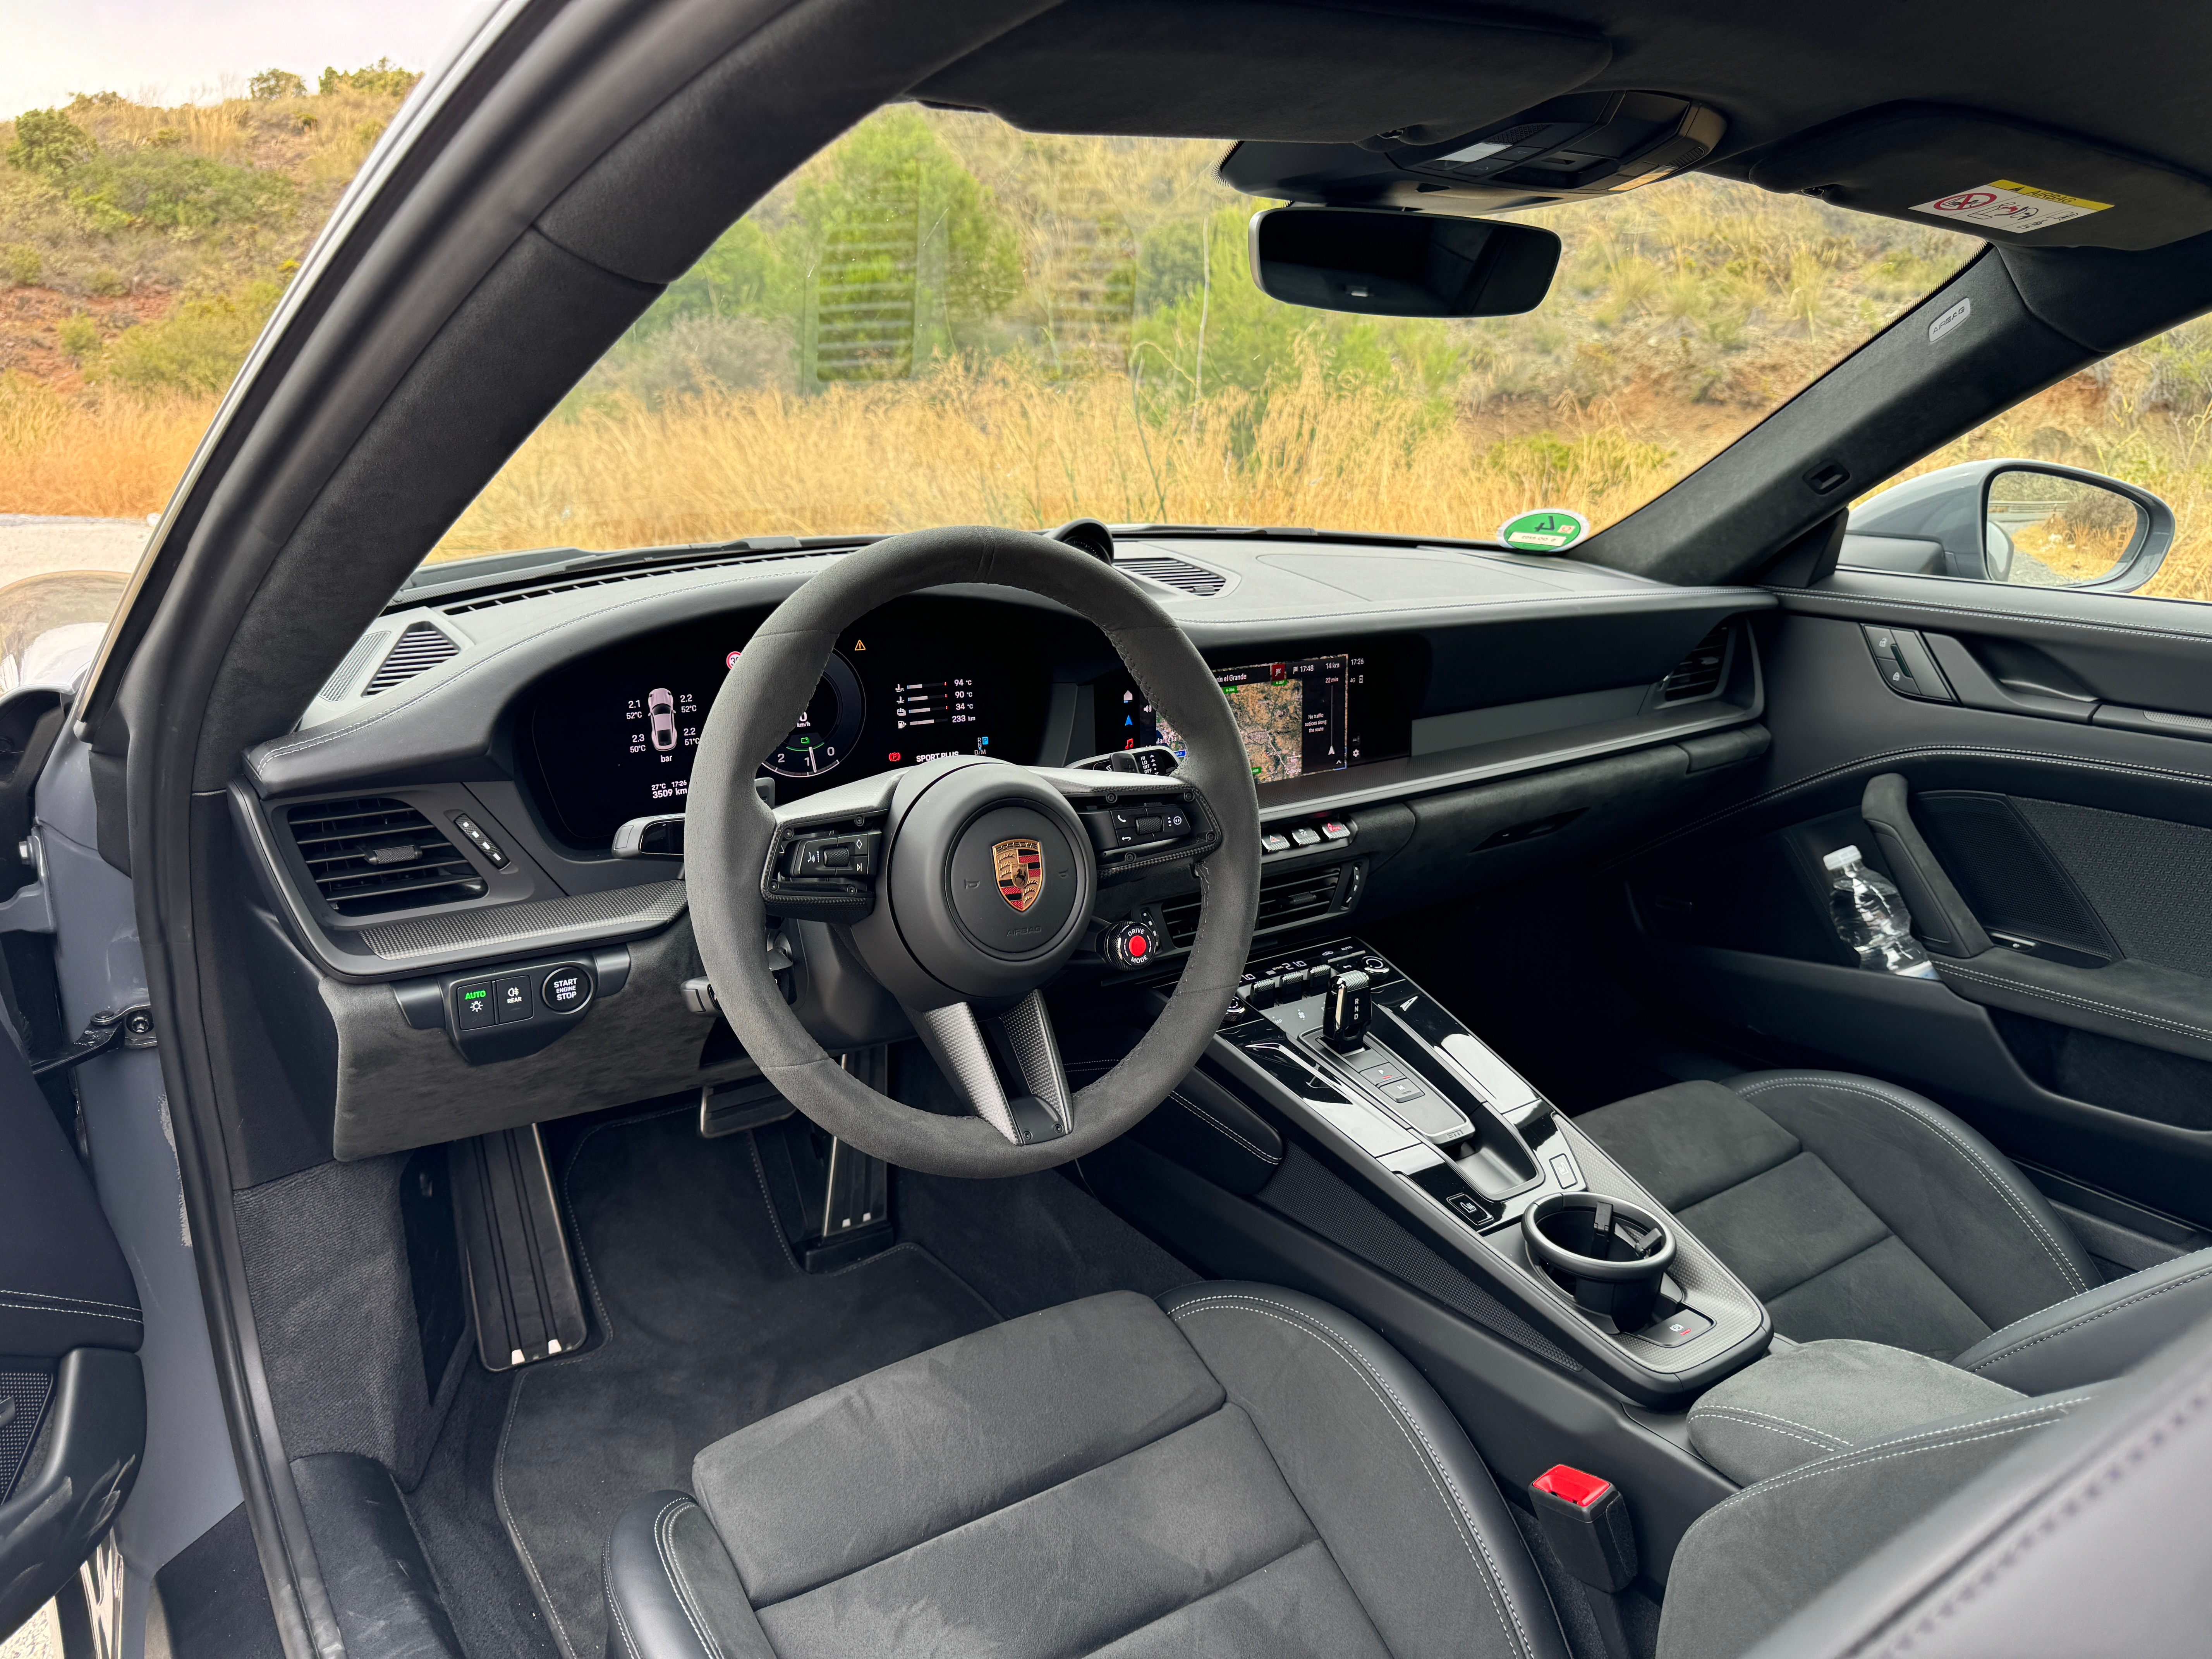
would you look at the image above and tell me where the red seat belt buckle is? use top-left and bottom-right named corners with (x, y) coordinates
top-left (1530, 1465), bottom-right (1637, 1592)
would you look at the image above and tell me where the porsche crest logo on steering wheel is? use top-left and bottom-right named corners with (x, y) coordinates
top-left (992, 837), bottom-right (1045, 913)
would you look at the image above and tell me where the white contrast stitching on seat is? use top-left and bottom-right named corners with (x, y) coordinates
top-left (1735, 1075), bottom-right (2089, 1296)
top-left (0, 1288), bottom-right (141, 1314)
top-left (0, 1295), bottom-right (141, 1325)
top-left (1937, 960), bottom-right (2212, 1045)
top-left (1964, 1260), bottom-right (2212, 1372)
top-left (1691, 1407), bottom-right (1852, 1453)
top-left (1704, 1398), bottom-right (2082, 1516)
top-left (1170, 1291), bottom-right (1538, 1659)
top-left (654, 1498), bottom-right (726, 1659)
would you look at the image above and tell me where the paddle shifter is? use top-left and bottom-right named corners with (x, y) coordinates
top-left (1323, 969), bottom-right (1372, 1050)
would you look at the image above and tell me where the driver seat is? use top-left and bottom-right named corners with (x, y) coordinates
top-left (603, 1283), bottom-right (1562, 1659)
top-left (603, 1281), bottom-right (2212, 1659)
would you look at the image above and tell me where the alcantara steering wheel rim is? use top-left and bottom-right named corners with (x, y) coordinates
top-left (684, 524), bottom-right (1262, 1177)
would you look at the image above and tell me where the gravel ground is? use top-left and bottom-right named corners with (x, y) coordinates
top-left (0, 515), bottom-right (151, 586)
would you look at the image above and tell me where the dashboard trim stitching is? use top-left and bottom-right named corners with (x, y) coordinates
top-left (1624, 744), bottom-right (2212, 869)
top-left (1772, 586), bottom-right (2212, 649)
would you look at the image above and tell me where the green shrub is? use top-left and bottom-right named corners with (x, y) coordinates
top-left (101, 280), bottom-right (280, 394)
top-left (7, 108), bottom-right (96, 179)
top-left (2, 246), bottom-right (40, 287)
top-left (250, 69), bottom-right (307, 101)
top-left (56, 313), bottom-right (101, 362)
top-left (318, 60), bottom-right (419, 98)
top-left (87, 268), bottom-right (127, 296)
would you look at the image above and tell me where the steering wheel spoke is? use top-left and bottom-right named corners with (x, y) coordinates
top-left (1032, 766), bottom-right (1224, 881)
top-left (910, 994), bottom-right (1072, 1146)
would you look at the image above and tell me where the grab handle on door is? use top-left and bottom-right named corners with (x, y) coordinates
top-left (1860, 775), bottom-right (1992, 959)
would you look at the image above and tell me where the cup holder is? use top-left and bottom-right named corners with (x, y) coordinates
top-left (1521, 1192), bottom-right (1677, 1334)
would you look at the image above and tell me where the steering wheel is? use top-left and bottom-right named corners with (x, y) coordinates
top-left (686, 526), bottom-right (1262, 1176)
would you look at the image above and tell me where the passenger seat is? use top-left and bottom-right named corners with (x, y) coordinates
top-left (1576, 1071), bottom-right (2212, 1379)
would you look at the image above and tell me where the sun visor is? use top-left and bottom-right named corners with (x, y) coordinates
top-left (1750, 105), bottom-right (2212, 251)
top-left (910, 0), bottom-right (1609, 144)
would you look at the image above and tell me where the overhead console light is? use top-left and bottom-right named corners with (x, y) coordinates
top-left (1748, 104), bottom-right (2212, 251)
top-left (1221, 92), bottom-right (1726, 217)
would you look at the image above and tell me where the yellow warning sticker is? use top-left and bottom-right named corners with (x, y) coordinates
top-left (1910, 180), bottom-right (2114, 234)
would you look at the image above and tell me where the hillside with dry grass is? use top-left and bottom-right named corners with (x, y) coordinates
top-left (8, 93), bottom-right (2212, 600)
top-left (0, 66), bottom-right (414, 514)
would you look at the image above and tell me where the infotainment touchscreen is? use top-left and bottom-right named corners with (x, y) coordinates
top-left (1094, 649), bottom-right (1410, 783)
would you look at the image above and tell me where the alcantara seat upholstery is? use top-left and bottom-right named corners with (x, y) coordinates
top-left (1574, 1071), bottom-right (2101, 1358)
top-left (603, 1283), bottom-right (1570, 1659)
top-left (602, 1278), bottom-right (2212, 1659)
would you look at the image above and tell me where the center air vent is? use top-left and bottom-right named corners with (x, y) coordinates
top-left (1161, 864), bottom-right (1345, 947)
top-left (1658, 622), bottom-right (1732, 702)
top-left (287, 797), bottom-right (487, 917)
top-left (362, 623), bottom-right (460, 694)
top-left (1116, 556), bottom-right (1227, 597)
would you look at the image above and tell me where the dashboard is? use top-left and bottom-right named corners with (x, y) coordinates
top-left (235, 530), bottom-right (1773, 1164)
top-left (519, 599), bottom-right (1052, 845)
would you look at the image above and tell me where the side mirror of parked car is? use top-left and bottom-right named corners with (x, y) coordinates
top-left (1843, 459), bottom-right (2176, 592)
top-left (1248, 205), bottom-right (1560, 318)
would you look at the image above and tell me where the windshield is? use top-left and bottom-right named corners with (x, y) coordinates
top-left (425, 106), bottom-right (1977, 566)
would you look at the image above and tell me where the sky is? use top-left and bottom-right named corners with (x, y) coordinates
top-left (2, 0), bottom-right (483, 115)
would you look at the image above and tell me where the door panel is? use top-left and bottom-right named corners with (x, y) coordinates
top-left (0, 1020), bottom-right (146, 1641)
top-left (1629, 583), bottom-right (2212, 1228)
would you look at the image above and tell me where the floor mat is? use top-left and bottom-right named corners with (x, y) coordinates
top-left (495, 1106), bottom-right (998, 1659)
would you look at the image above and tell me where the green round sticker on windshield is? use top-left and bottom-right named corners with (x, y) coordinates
top-left (1498, 508), bottom-right (1589, 552)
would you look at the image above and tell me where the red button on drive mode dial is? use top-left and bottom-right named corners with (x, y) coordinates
top-left (1103, 921), bottom-right (1162, 971)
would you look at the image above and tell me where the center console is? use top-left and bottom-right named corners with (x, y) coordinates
top-left (1150, 937), bottom-right (1770, 1405)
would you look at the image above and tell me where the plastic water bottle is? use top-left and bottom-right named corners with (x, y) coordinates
top-left (1823, 845), bottom-right (1938, 978)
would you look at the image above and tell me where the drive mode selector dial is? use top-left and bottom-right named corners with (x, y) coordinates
top-left (1101, 920), bottom-right (1161, 970)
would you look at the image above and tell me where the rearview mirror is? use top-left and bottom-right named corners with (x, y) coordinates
top-left (1843, 459), bottom-right (2175, 592)
top-left (1249, 206), bottom-right (1560, 318)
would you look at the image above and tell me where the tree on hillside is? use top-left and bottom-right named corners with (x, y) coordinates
top-left (319, 61), bottom-right (419, 99)
top-left (7, 110), bottom-right (96, 180)
top-left (251, 70), bottom-right (308, 101)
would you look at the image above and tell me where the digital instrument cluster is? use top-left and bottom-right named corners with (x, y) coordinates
top-left (520, 605), bottom-right (1047, 846)
top-left (1094, 647), bottom-right (1410, 785)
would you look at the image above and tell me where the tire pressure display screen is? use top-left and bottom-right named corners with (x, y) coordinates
top-left (520, 601), bottom-right (1048, 847)
top-left (1094, 648), bottom-right (1410, 784)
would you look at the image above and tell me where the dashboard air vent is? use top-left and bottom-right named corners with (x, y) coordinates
top-left (287, 797), bottom-right (487, 917)
top-left (362, 623), bottom-right (460, 694)
top-left (318, 630), bottom-right (390, 702)
top-left (1160, 864), bottom-right (1344, 948)
top-left (1117, 556), bottom-right (1227, 597)
top-left (1658, 622), bottom-right (1731, 702)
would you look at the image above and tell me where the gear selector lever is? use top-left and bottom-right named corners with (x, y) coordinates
top-left (1323, 970), bottom-right (1372, 1050)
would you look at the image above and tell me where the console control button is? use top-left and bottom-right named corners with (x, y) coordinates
top-left (1319, 820), bottom-right (1352, 842)
top-left (1101, 920), bottom-right (1163, 971)
top-left (542, 965), bottom-right (593, 1013)
top-left (1246, 976), bottom-right (1280, 1007)
top-left (493, 974), bottom-right (534, 1024)
top-left (1381, 1078), bottom-right (1427, 1104)
top-left (1260, 831), bottom-right (1292, 854)
top-left (1638, 1308), bottom-right (1713, 1349)
top-left (453, 979), bottom-right (497, 1030)
top-left (1357, 1060), bottom-right (1408, 1086)
top-left (1290, 826), bottom-right (1324, 847)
